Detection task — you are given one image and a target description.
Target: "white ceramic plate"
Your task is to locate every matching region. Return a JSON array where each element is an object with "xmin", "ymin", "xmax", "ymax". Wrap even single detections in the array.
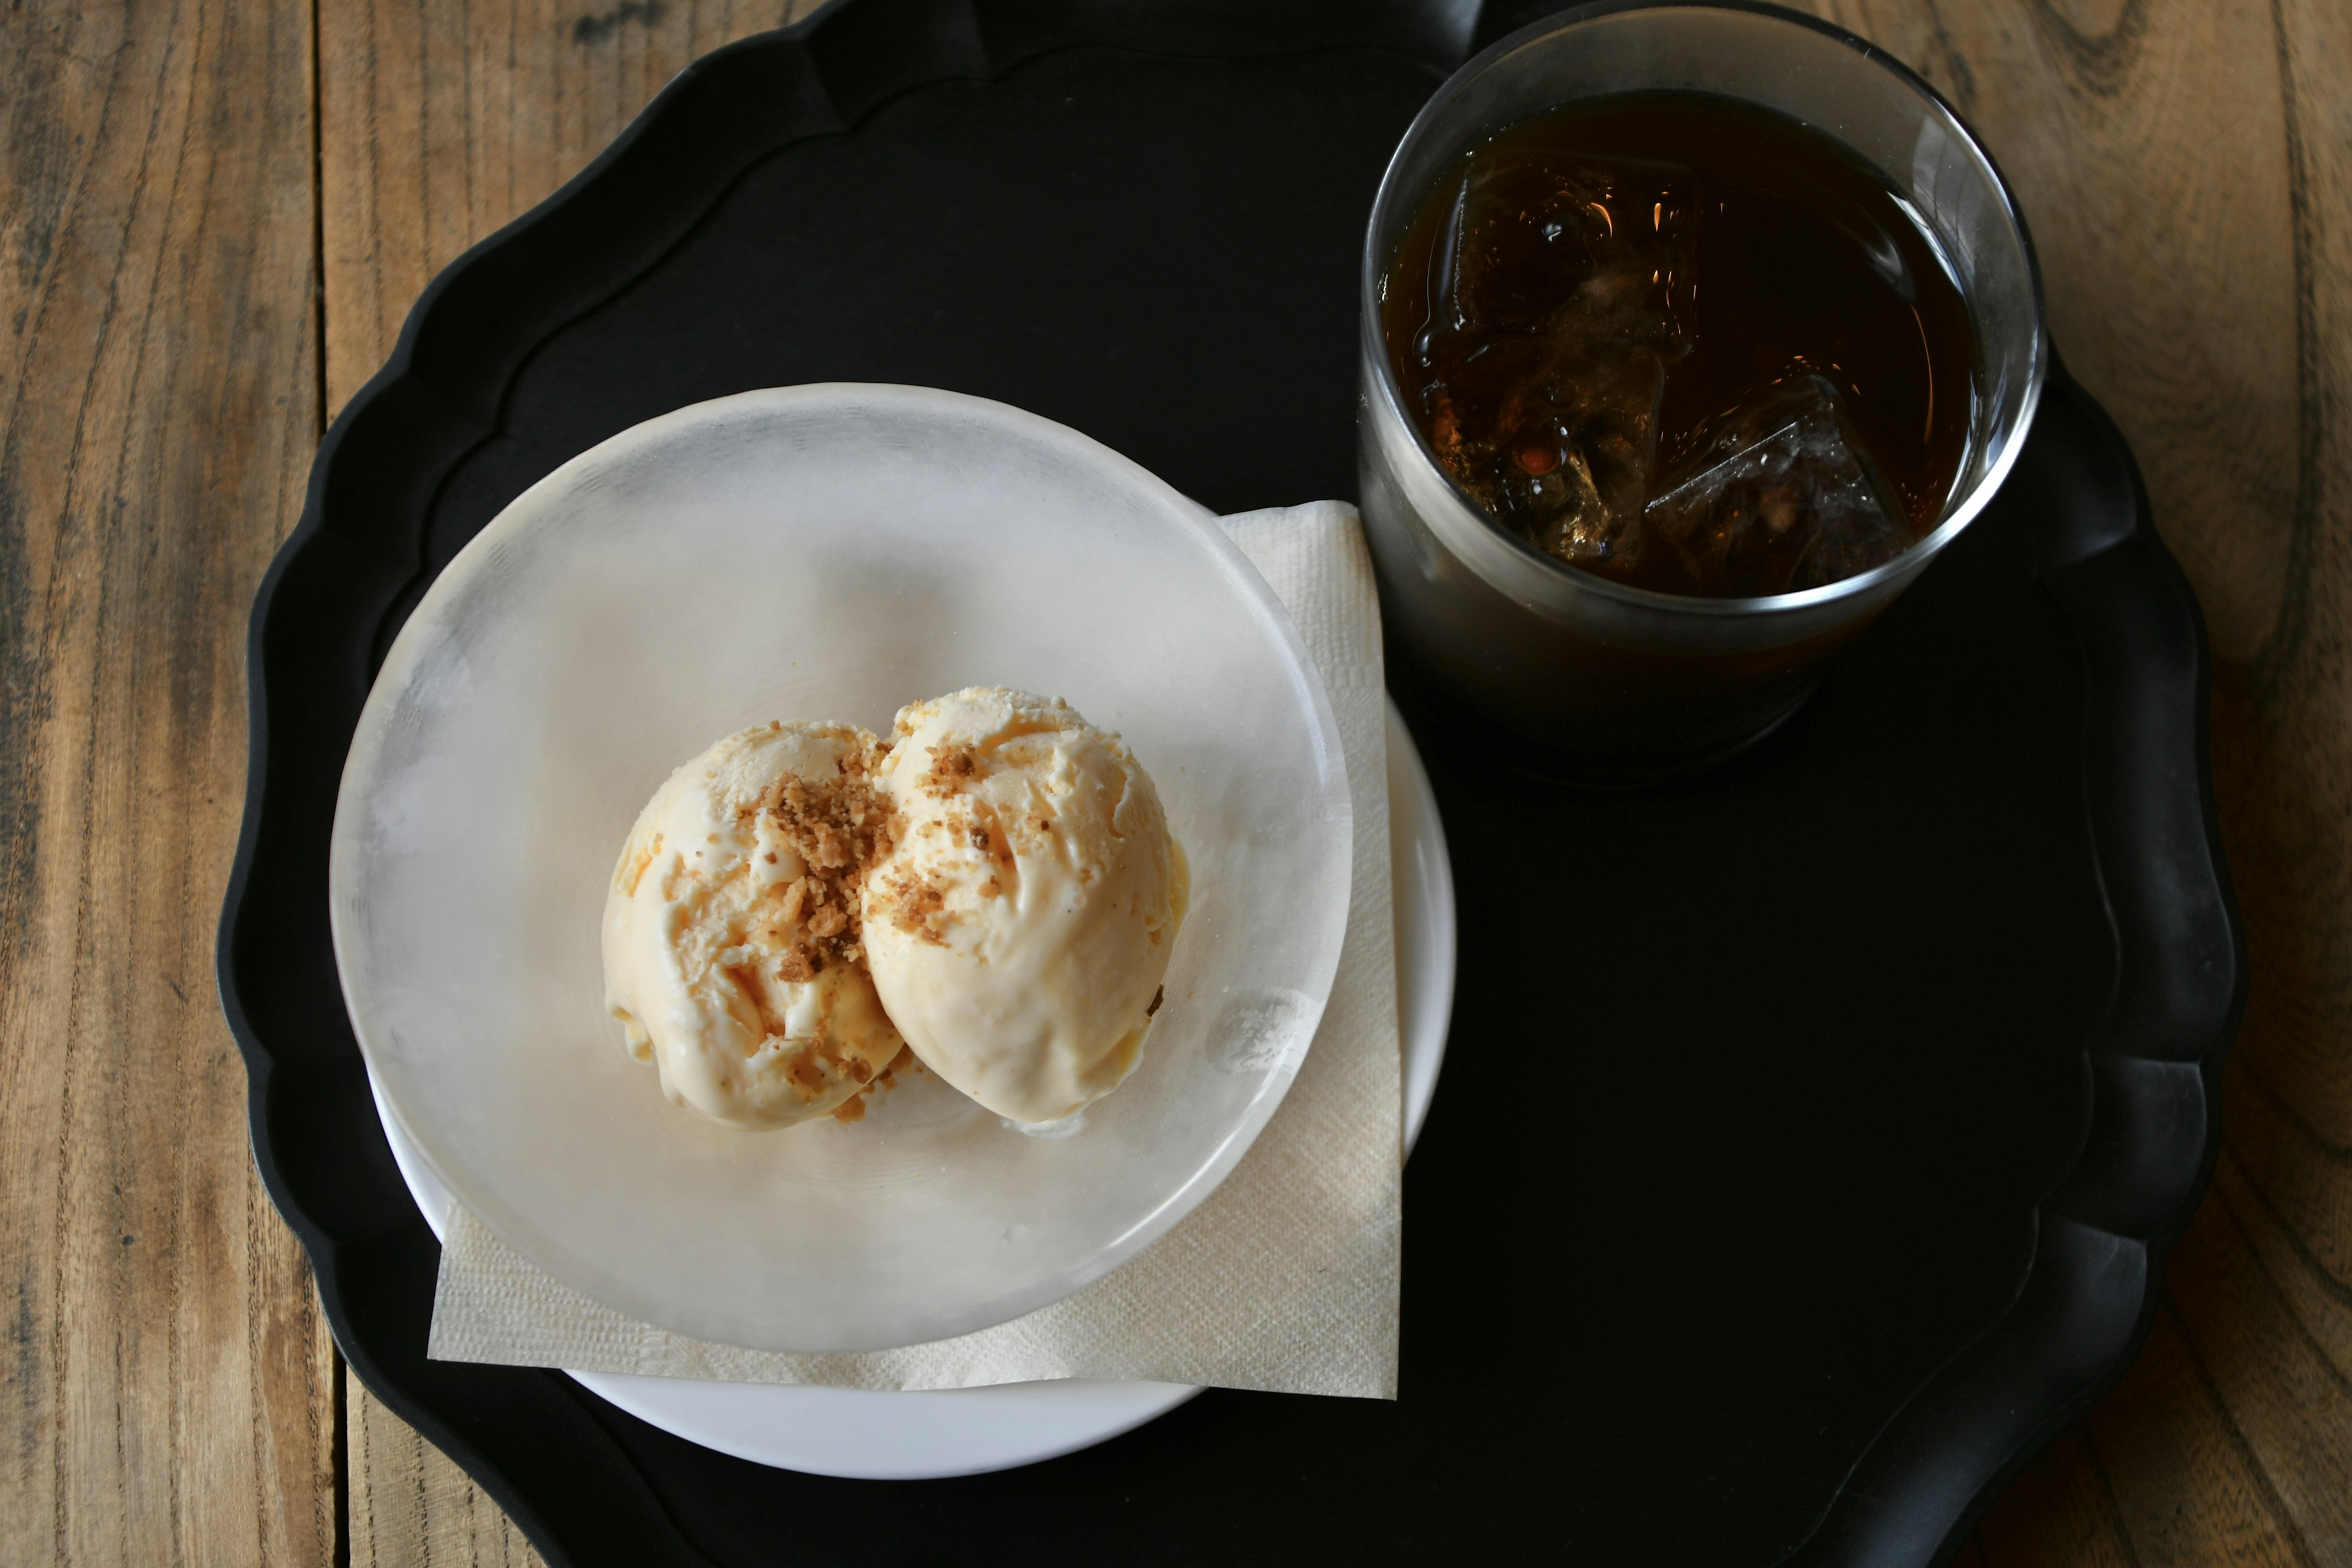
[
  {"xmin": 330, "ymin": 387, "xmax": 1356, "ymax": 1353},
  {"xmin": 372, "ymin": 699, "xmax": 1453, "ymax": 1478}
]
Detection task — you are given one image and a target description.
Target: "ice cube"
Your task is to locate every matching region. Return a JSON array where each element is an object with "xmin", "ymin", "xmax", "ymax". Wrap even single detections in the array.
[
  {"xmin": 1643, "ymin": 377, "xmax": 1910, "ymax": 595},
  {"xmin": 1421, "ymin": 328, "xmax": 1664, "ymax": 569},
  {"xmin": 1408, "ymin": 150, "xmax": 1704, "ymax": 567},
  {"xmin": 1433, "ymin": 151, "xmax": 1703, "ymax": 357}
]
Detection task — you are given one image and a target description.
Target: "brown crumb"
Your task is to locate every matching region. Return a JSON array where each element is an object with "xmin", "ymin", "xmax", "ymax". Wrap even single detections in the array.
[
  {"xmin": 750, "ymin": 758, "xmax": 895, "ymax": 972},
  {"xmin": 923, "ymin": 744, "xmax": 979, "ymax": 796},
  {"xmin": 839, "ymin": 1043, "xmax": 921, "ymax": 1117},
  {"xmin": 1147, "ymin": 985, "xmax": 1164, "ymax": 1018},
  {"xmin": 872, "ymin": 873, "xmax": 950, "ymax": 945},
  {"xmin": 974, "ymin": 808, "xmax": 1016, "ymax": 867}
]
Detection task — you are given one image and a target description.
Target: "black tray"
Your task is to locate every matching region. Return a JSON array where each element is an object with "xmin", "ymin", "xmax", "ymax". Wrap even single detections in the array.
[{"xmin": 217, "ymin": 2, "xmax": 2243, "ymax": 1562}]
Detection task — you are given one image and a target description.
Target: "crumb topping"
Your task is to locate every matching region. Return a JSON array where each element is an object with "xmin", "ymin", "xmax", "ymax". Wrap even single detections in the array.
[
  {"xmin": 923, "ymin": 743, "xmax": 979, "ymax": 796},
  {"xmin": 739, "ymin": 753, "xmax": 898, "ymax": 985},
  {"xmin": 870, "ymin": 872, "xmax": 950, "ymax": 946},
  {"xmin": 832, "ymin": 1044, "xmax": 924, "ymax": 1121},
  {"xmin": 870, "ymin": 799, "xmax": 1019, "ymax": 944}
]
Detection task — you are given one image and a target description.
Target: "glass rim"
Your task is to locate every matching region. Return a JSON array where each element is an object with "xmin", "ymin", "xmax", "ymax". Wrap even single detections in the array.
[{"xmin": 1358, "ymin": 0, "xmax": 2049, "ymax": 620}]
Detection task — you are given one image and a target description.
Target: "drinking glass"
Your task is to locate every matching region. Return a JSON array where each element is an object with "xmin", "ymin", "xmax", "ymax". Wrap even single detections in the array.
[{"xmin": 1357, "ymin": 0, "xmax": 2045, "ymax": 777}]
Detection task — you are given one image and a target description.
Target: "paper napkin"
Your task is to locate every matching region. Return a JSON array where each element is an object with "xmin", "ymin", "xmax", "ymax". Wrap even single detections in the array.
[{"xmin": 426, "ymin": 500, "xmax": 1402, "ymax": 1399}]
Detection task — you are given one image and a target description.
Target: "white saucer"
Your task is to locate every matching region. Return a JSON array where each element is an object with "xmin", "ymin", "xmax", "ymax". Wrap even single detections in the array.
[{"xmin": 371, "ymin": 699, "xmax": 1453, "ymax": 1478}]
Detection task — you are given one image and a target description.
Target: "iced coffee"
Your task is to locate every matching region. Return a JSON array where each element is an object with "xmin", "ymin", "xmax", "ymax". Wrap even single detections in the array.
[{"xmin": 1380, "ymin": 92, "xmax": 1977, "ymax": 600}]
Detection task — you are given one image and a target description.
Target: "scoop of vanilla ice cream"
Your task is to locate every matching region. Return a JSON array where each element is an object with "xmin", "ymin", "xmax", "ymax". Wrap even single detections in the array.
[
  {"xmin": 862, "ymin": 688, "xmax": 1185, "ymax": 1123},
  {"xmin": 602, "ymin": 721, "xmax": 904, "ymax": 1129}
]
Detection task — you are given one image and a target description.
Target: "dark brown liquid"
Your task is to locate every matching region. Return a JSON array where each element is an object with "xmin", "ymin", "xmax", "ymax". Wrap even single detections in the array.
[{"xmin": 1381, "ymin": 92, "xmax": 1977, "ymax": 598}]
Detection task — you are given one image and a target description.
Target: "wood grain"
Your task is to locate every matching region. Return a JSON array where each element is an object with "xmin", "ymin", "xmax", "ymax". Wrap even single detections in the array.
[
  {"xmin": 349, "ymin": 1368, "xmax": 539, "ymax": 1568},
  {"xmin": 0, "ymin": 0, "xmax": 336, "ymax": 1563}
]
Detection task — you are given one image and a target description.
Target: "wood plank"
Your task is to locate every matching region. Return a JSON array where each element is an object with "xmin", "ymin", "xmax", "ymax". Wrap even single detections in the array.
[
  {"xmin": 316, "ymin": 1, "xmax": 824, "ymax": 1558},
  {"xmin": 2221, "ymin": 0, "xmax": 2352, "ymax": 1180},
  {"xmin": 0, "ymin": 0, "xmax": 336, "ymax": 1562},
  {"xmin": 2146, "ymin": 0, "xmax": 2352, "ymax": 1559},
  {"xmin": 2217, "ymin": 1065, "xmax": 2352, "ymax": 1369},
  {"xmin": 349, "ymin": 1368, "xmax": 541, "ymax": 1568},
  {"xmin": 2194, "ymin": 1152, "xmax": 2352, "ymax": 1554},
  {"xmin": 2084, "ymin": 1304, "xmax": 2311, "ymax": 1567},
  {"xmin": 1973, "ymin": 1428, "xmax": 2138, "ymax": 1568}
]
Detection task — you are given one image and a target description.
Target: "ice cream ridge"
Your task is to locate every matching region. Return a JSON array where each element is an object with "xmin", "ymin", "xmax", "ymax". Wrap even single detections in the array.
[
  {"xmin": 601, "ymin": 722, "xmax": 906, "ymax": 1129},
  {"xmin": 863, "ymin": 688, "xmax": 1187, "ymax": 1125},
  {"xmin": 602, "ymin": 690, "xmax": 1185, "ymax": 1130}
]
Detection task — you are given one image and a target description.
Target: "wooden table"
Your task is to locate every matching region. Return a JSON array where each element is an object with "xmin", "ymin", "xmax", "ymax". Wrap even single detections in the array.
[{"xmin": 2, "ymin": 0, "xmax": 2343, "ymax": 1561}]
